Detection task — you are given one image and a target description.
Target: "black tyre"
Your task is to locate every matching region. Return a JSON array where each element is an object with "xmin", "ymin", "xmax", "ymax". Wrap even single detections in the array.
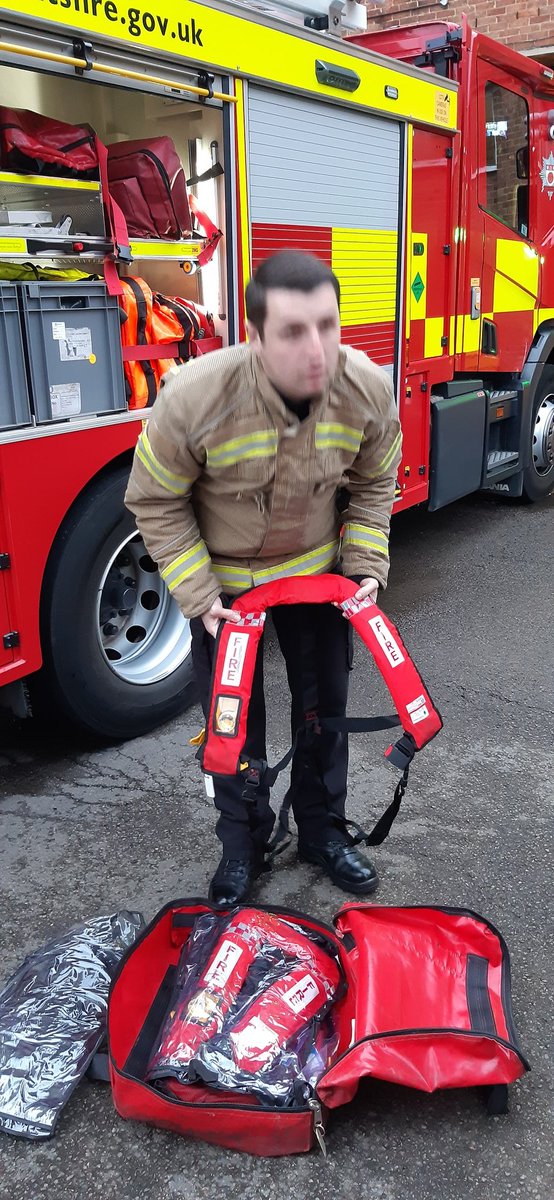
[
  {"xmin": 30, "ymin": 465, "xmax": 196, "ymax": 739},
  {"xmin": 522, "ymin": 367, "xmax": 554, "ymax": 501}
]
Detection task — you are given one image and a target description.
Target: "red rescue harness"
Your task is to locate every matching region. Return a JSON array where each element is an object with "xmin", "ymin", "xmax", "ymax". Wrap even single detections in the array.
[{"xmin": 200, "ymin": 575, "xmax": 442, "ymax": 847}]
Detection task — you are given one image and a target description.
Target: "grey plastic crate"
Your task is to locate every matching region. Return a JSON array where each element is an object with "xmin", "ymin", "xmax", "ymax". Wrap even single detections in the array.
[
  {"xmin": 21, "ymin": 282, "xmax": 126, "ymax": 423},
  {"xmin": 0, "ymin": 284, "xmax": 32, "ymax": 430}
]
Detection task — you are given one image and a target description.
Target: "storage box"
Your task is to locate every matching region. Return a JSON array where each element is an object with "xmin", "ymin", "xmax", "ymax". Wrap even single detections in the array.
[
  {"xmin": 20, "ymin": 282, "xmax": 126, "ymax": 422},
  {"xmin": 0, "ymin": 284, "xmax": 32, "ymax": 430}
]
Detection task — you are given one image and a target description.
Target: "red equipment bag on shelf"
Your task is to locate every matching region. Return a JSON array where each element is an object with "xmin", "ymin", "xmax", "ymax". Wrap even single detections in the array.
[
  {"xmin": 0, "ymin": 107, "xmax": 98, "ymax": 178},
  {"xmin": 107, "ymin": 137, "xmax": 192, "ymax": 239},
  {"xmin": 155, "ymin": 294, "xmax": 219, "ymax": 361},
  {"xmin": 171, "ymin": 296, "xmax": 216, "ymax": 340},
  {"xmin": 107, "ymin": 898, "xmax": 529, "ymax": 1156}
]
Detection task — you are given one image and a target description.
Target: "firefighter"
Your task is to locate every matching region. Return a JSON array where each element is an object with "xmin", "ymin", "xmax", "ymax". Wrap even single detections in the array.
[{"xmin": 125, "ymin": 251, "xmax": 401, "ymax": 906}]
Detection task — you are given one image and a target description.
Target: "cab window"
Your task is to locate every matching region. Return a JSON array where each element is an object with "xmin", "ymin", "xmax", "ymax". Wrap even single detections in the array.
[{"xmin": 484, "ymin": 82, "xmax": 529, "ymax": 238}]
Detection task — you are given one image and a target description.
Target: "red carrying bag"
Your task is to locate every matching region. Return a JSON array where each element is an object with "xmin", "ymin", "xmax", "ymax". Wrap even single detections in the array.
[
  {"xmin": 0, "ymin": 107, "xmax": 98, "ymax": 178},
  {"xmin": 155, "ymin": 295, "xmax": 222, "ymax": 359},
  {"xmin": 107, "ymin": 899, "xmax": 529, "ymax": 1156},
  {"xmin": 107, "ymin": 137, "xmax": 192, "ymax": 239}
]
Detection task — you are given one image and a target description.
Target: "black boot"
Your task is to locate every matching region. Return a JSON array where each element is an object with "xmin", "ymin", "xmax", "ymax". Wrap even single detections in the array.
[
  {"xmin": 298, "ymin": 840, "xmax": 378, "ymax": 895},
  {"xmin": 208, "ymin": 856, "xmax": 268, "ymax": 908}
]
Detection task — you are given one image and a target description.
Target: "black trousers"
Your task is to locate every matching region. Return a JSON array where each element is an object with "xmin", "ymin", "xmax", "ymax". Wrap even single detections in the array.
[{"xmin": 190, "ymin": 603, "xmax": 352, "ymax": 860}]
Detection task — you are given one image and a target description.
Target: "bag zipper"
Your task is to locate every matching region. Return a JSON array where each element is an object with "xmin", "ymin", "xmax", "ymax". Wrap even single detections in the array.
[
  {"xmin": 315, "ymin": 1026, "xmax": 530, "ymax": 1079},
  {"xmin": 308, "ymin": 1097, "xmax": 327, "ymax": 1156}
]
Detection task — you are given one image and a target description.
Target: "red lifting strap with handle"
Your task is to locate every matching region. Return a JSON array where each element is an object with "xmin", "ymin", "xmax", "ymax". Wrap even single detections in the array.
[{"xmin": 202, "ymin": 574, "xmax": 442, "ymax": 782}]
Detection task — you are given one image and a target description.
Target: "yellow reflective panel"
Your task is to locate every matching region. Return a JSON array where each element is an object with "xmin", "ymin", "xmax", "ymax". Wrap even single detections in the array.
[
  {"xmin": 234, "ymin": 79, "xmax": 251, "ymax": 294},
  {"xmin": 424, "ymin": 317, "xmax": 444, "ymax": 359},
  {"xmin": 494, "ymin": 239, "xmax": 539, "ymax": 309},
  {"xmin": 332, "ymin": 229, "xmax": 398, "ymax": 326},
  {"xmin": 409, "ymin": 233, "xmax": 427, "ymax": 322},
  {"xmin": 493, "ymin": 274, "xmax": 537, "ymax": 314},
  {"xmin": 536, "ymin": 307, "xmax": 554, "ymax": 329},
  {"xmin": 463, "ymin": 315, "xmax": 481, "ymax": 354},
  {"xmin": 496, "ymin": 239, "xmax": 539, "ymax": 296},
  {"xmin": 405, "ymin": 129, "xmax": 414, "ymax": 341}
]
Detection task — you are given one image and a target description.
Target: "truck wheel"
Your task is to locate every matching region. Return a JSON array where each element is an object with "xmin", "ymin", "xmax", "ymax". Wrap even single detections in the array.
[
  {"xmin": 522, "ymin": 368, "xmax": 554, "ymax": 501},
  {"xmin": 31, "ymin": 465, "xmax": 196, "ymax": 739}
]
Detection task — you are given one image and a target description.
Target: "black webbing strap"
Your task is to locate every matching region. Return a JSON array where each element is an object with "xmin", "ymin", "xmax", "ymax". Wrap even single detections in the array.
[
  {"xmin": 359, "ymin": 767, "xmax": 410, "ymax": 846},
  {"xmin": 239, "ymin": 710, "xmax": 413, "ymax": 856},
  {"xmin": 267, "ymin": 765, "xmax": 410, "ymax": 856},
  {"xmin": 319, "ymin": 715, "xmax": 402, "ymax": 735},
  {"xmin": 241, "ymin": 713, "xmax": 402, "ymax": 801},
  {"xmin": 240, "ymin": 722, "xmax": 312, "ymax": 804},
  {"xmin": 186, "ymin": 163, "xmax": 224, "ymax": 185}
]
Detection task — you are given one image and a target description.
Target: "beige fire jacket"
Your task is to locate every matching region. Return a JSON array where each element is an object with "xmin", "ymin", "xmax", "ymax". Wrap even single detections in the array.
[{"xmin": 124, "ymin": 343, "xmax": 402, "ymax": 619}]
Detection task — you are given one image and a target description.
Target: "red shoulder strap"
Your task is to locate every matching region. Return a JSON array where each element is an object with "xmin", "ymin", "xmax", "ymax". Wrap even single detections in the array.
[
  {"xmin": 202, "ymin": 575, "xmax": 442, "ymax": 776},
  {"xmin": 189, "ymin": 193, "xmax": 222, "ymax": 266}
]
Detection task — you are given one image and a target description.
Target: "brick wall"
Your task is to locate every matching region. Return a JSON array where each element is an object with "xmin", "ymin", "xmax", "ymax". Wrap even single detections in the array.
[{"xmin": 363, "ymin": 0, "xmax": 554, "ymax": 56}]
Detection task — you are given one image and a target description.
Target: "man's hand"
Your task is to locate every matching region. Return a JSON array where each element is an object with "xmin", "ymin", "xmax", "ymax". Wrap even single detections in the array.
[
  {"xmin": 354, "ymin": 577, "xmax": 379, "ymax": 603},
  {"xmin": 201, "ymin": 597, "xmax": 242, "ymax": 638}
]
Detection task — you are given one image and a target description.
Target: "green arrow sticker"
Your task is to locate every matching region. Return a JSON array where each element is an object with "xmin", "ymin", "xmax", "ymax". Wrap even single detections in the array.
[{"xmin": 411, "ymin": 272, "xmax": 425, "ymax": 303}]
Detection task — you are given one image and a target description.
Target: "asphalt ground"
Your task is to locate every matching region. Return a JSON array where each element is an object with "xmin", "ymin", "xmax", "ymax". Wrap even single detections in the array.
[{"xmin": 0, "ymin": 491, "xmax": 552, "ymax": 1200}]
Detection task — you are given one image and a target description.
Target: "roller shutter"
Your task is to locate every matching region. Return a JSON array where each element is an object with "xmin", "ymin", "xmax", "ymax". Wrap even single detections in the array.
[{"xmin": 248, "ymin": 86, "xmax": 402, "ymax": 372}]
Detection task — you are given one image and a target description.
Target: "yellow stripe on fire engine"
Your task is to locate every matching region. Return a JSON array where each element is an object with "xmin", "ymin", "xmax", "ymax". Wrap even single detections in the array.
[
  {"xmin": 493, "ymin": 239, "xmax": 539, "ymax": 313},
  {"xmin": 234, "ymin": 78, "xmax": 251, "ymax": 296},
  {"xmin": 405, "ymin": 128, "xmax": 414, "ymax": 342},
  {"xmin": 332, "ymin": 229, "xmax": 398, "ymax": 326},
  {"xmin": 15, "ymin": 2, "xmax": 457, "ymax": 134}
]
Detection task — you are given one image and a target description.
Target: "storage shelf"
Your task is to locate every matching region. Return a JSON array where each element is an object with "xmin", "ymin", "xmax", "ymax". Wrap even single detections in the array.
[
  {"xmin": 0, "ymin": 235, "xmax": 113, "ymax": 259},
  {"xmin": 0, "ymin": 171, "xmax": 100, "ymax": 193},
  {"xmin": 0, "ymin": 175, "xmax": 211, "ymax": 264},
  {"xmin": 0, "ymin": 235, "xmax": 208, "ymax": 266},
  {"xmin": 129, "ymin": 238, "xmax": 204, "ymax": 263}
]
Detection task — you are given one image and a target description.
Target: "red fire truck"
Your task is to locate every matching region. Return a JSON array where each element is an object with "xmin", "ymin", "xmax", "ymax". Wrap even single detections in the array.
[{"xmin": 0, "ymin": 0, "xmax": 552, "ymax": 738}]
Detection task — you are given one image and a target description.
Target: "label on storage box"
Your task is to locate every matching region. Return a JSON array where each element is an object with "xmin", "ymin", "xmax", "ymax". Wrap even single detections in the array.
[
  {"xmin": 57, "ymin": 326, "xmax": 93, "ymax": 361},
  {"xmin": 49, "ymin": 382, "xmax": 81, "ymax": 418}
]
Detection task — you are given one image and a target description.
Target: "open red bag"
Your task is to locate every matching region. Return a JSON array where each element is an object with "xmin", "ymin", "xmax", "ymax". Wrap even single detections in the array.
[{"xmin": 107, "ymin": 899, "xmax": 528, "ymax": 1156}]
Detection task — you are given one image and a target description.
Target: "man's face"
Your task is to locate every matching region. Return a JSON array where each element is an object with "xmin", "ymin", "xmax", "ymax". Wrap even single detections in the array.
[{"xmin": 247, "ymin": 282, "xmax": 341, "ymax": 400}]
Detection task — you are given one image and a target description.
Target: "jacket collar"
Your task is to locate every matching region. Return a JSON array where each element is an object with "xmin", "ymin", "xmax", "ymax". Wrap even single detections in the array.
[{"xmin": 250, "ymin": 348, "xmax": 344, "ymax": 425}]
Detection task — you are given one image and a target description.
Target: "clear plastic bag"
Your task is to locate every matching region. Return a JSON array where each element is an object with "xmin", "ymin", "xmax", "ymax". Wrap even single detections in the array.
[
  {"xmin": 147, "ymin": 909, "xmax": 343, "ymax": 1108},
  {"xmin": 0, "ymin": 911, "xmax": 144, "ymax": 1139}
]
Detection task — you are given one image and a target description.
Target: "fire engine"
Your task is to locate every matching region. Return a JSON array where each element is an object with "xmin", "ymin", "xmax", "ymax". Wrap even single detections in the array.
[{"xmin": 0, "ymin": 0, "xmax": 552, "ymax": 738}]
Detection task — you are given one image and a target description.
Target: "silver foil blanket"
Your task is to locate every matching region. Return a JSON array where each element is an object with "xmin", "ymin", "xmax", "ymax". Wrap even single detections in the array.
[{"xmin": 0, "ymin": 910, "xmax": 144, "ymax": 1139}]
